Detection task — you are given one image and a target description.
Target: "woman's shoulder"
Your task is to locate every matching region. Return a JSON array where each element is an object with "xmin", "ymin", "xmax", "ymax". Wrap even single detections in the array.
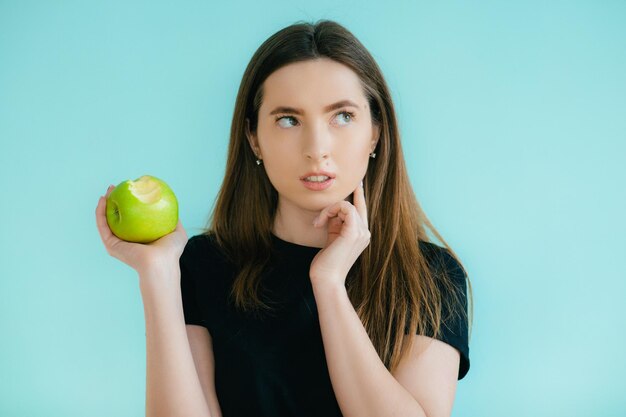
[
  {"xmin": 418, "ymin": 240, "xmax": 471, "ymax": 377},
  {"xmin": 184, "ymin": 232, "xmax": 211, "ymax": 253},
  {"xmin": 418, "ymin": 240, "xmax": 467, "ymax": 283},
  {"xmin": 181, "ymin": 231, "xmax": 230, "ymax": 267}
]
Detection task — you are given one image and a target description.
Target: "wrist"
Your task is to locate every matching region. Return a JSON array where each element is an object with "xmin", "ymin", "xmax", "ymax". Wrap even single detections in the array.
[
  {"xmin": 138, "ymin": 262, "xmax": 181, "ymax": 290},
  {"xmin": 311, "ymin": 278, "xmax": 346, "ymax": 297}
]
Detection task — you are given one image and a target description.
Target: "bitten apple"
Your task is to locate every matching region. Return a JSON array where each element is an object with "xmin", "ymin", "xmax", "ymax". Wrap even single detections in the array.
[{"xmin": 105, "ymin": 175, "xmax": 178, "ymax": 243}]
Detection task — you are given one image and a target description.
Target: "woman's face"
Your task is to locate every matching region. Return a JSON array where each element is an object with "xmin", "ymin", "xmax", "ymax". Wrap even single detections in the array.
[{"xmin": 247, "ymin": 58, "xmax": 379, "ymax": 213}]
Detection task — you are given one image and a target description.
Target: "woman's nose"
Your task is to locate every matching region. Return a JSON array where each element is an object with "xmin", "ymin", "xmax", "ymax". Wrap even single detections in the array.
[{"xmin": 303, "ymin": 123, "xmax": 331, "ymax": 160}]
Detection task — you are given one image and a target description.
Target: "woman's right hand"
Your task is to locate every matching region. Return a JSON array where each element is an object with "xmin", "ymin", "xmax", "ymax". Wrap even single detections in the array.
[{"xmin": 95, "ymin": 185, "xmax": 189, "ymax": 276}]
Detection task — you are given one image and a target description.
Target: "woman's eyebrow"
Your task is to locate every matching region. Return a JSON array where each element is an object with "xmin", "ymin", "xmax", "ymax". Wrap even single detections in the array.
[{"xmin": 269, "ymin": 99, "xmax": 360, "ymax": 116}]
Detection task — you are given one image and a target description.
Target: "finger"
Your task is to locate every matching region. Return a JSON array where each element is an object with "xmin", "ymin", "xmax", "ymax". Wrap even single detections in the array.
[
  {"xmin": 336, "ymin": 201, "xmax": 357, "ymax": 231},
  {"xmin": 353, "ymin": 181, "xmax": 368, "ymax": 229},
  {"xmin": 105, "ymin": 184, "xmax": 115, "ymax": 198},
  {"xmin": 96, "ymin": 186, "xmax": 121, "ymax": 249},
  {"xmin": 315, "ymin": 201, "xmax": 353, "ymax": 227},
  {"xmin": 96, "ymin": 192, "xmax": 139, "ymax": 266},
  {"xmin": 95, "ymin": 196, "xmax": 114, "ymax": 245},
  {"xmin": 312, "ymin": 203, "xmax": 333, "ymax": 227}
]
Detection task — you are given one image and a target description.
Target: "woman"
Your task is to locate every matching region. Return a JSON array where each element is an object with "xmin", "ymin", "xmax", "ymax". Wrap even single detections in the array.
[{"xmin": 96, "ymin": 19, "xmax": 473, "ymax": 417}]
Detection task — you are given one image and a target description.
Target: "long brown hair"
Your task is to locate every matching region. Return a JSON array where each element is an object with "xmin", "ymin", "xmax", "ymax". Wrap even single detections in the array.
[{"xmin": 204, "ymin": 19, "xmax": 473, "ymax": 373}]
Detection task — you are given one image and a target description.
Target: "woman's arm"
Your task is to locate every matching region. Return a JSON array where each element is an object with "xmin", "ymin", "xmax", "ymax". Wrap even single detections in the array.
[
  {"xmin": 309, "ymin": 186, "xmax": 460, "ymax": 416},
  {"xmin": 95, "ymin": 185, "xmax": 212, "ymax": 417},
  {"xmin": 186, "ymin": 325, "xmax": 223, "ymax": 417},
  {"xmin": 312, "ymin": 281, "xmax": 459, "ymax": 417},
  {"xmin": 139, "ymin": 265, "xmax": 213, "ymax": 417}
]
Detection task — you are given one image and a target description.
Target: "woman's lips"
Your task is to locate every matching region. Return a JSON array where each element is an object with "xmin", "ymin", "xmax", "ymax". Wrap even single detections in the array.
[{"xmin": 301, "ymin": 178, "xmax": 334, "ymax": 191}]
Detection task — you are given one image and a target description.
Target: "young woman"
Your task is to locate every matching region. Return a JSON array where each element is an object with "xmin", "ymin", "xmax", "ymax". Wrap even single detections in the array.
[{"xmin": 96, "ymin": 19, "xmax": 472, "ymax": 417}]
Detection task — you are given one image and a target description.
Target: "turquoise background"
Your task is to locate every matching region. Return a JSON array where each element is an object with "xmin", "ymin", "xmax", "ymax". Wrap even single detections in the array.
[{"xmin": 1, "ymin": 1, "xmax": 625, "ymax": 416}]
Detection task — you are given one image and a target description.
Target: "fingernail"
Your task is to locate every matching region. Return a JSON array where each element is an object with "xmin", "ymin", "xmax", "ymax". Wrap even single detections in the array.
[{"xmin": 312, "ymin": 216, "xmax": 319, "ymax": 226}]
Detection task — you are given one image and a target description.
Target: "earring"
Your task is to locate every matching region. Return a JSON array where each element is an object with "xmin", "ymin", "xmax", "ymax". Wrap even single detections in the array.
[
  {"xmin": 370, "ymin": 152, "xmax": 376, "ymax": 159},
  {"xmin": 256, "ymin": 157, "xmax": 263, "ymax": 165}
]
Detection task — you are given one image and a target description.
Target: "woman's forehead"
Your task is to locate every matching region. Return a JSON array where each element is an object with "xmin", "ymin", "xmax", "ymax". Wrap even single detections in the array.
[{"xmin": 261, "ymin": 60, "xmax": 367, "ymax": 113}]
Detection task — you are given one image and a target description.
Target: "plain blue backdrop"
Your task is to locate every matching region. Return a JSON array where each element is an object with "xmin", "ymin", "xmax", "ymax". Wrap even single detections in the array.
[{"xmin": 1, "ymin": 1, "xmax": 625, "ymax": 416}]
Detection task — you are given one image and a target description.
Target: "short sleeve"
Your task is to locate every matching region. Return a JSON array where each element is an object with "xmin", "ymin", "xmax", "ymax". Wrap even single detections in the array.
[
  {"xmin": 419, "ymin": 243, "xmax": 470, "ymax": 380},
  {"xmin": 434, "ymin": 249, "xmax": 470, "ymax": 380},
  {"xmin": 179, "ymin": 236, "xmax": 207, "ymax": 327}
]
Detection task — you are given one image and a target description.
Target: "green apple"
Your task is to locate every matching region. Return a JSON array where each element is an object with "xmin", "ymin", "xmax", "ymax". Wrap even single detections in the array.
[{"xmin": 106, "ymin": 175, "xmax": 178, "ymax": 243}]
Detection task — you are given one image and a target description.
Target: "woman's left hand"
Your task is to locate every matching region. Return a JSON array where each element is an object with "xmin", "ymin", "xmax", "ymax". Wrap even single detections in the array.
[{"xmin": 309, "ymin": 181, "xmax": 371, "ymax": 288}]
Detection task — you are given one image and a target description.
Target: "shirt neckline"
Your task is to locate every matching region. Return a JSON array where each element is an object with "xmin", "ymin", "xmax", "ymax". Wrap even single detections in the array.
[{"xmin": 270, "ymin": 232, "xmax": 324, "ymax": 252}]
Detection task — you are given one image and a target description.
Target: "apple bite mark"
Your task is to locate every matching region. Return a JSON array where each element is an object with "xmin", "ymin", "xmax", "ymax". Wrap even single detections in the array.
[{"xmin": 129, "ymin": 176, "xmax": 162, "ymax": 204}]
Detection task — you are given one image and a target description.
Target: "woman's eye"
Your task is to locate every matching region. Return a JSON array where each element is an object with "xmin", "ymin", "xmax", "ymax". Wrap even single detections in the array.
[
  {"xmin": 274, "ymin": 111, "xmax": 355, "ymax": 129},
  {"xmin": 335, "ymin": 111, "xmax": 355, "ymax": 125},
  {"xmin": 276, "ymin": 116, "xmax": 298, "ymax": 128}
]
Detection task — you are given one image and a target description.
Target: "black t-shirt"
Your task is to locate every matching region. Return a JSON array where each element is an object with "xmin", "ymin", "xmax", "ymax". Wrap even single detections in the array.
[{"xmin": 180, "ymin": 232, "xmax": 470, "ymax": 417}]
